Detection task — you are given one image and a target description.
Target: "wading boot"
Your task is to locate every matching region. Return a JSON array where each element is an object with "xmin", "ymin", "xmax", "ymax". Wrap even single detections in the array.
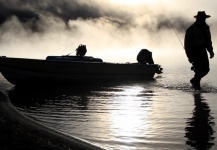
[{"xmin": 190, "ymin": 78, "xmax": 201, "ymax": 90}]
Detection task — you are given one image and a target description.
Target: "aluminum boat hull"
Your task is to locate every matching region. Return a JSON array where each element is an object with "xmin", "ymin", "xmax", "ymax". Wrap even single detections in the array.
[{"xmin": 0, "ymin": 57, "xmax": 162, "ymax": 85}]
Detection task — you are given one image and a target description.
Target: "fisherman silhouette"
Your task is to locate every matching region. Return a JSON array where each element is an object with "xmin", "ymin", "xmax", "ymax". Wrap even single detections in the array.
[{"xmin": 184, "ymin": 11, "xmax": 214, "ymax": 90}]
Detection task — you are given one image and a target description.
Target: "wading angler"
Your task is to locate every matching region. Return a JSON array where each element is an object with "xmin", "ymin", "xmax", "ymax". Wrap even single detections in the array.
[{"xmin": 184, "ymin": 11, "xmax": 214, "ymax": 90}]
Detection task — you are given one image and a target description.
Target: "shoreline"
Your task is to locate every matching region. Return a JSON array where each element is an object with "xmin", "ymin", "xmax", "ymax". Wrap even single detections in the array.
[{"xmin": 0, "ymin": 91, "xmax": 106, "ymax": 150}]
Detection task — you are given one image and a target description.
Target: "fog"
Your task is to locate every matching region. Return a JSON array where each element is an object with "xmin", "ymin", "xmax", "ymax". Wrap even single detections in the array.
[{"xmin": 0, "ymin": 0, "xmax": 216, "ymax": 66}]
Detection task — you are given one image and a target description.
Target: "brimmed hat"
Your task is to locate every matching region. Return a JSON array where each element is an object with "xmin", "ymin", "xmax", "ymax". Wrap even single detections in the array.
[{"xmin": 194, "ymin": 11, "xmax": 211, "ymax": 19}]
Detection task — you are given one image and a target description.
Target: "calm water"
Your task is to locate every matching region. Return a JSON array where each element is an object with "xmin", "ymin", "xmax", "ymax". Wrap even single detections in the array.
[{"xmin": 1, "ymin": 64, "xmax": 217, "ymax": 150}]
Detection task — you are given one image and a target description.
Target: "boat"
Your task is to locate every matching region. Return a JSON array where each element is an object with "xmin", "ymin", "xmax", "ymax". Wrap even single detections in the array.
[
  {"xmin": 0, "ymin": 55, "xmax": 163, "ymax": 85},
  {"xmin": 0, "ymin": 47, "xmax": 163, "ymax": 85}
]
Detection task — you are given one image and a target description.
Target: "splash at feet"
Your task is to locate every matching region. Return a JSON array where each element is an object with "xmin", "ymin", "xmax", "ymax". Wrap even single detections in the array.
[{"xmin": 157, "ymin": 82, "xmax": 217, "ymax": 93}]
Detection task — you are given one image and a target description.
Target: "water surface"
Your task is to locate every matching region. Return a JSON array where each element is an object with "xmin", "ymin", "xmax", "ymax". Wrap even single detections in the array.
[{"xmin": 1, "ymin": 64, "xmax": 217, "ymax": 150}]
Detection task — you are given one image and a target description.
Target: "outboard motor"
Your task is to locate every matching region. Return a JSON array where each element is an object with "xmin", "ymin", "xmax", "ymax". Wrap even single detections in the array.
[
  {"xmin": 137, "ymin": 49, "xmax": 154, "ymax": 64},
  {"xmin": 76, "ymin": 44, "xmax": 87, "ymax": 57}
]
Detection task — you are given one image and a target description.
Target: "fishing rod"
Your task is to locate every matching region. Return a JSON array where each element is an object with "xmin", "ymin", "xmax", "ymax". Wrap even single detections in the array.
[
  {"xmin": 164, "ymin": 16, "xmax": 184, "ymax": 49},
  {"xmin": 153, "ymin": 0, "xmax": 185, "ymax": 49}
]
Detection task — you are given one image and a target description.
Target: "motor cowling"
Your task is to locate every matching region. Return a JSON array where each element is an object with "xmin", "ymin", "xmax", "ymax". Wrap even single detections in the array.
[
  {"xmin": 76, "ymin": 44, "xmax": 87, "ymax": 57},
  {"xmin": 137, "ymin": 49, "xmax": 154, "ymax": 64}
]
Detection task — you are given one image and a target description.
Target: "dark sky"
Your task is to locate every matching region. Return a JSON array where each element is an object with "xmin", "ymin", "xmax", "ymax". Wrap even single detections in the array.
[{"xmin": 0, "ymin": 0, "xmax": 190, "ymax": 32}]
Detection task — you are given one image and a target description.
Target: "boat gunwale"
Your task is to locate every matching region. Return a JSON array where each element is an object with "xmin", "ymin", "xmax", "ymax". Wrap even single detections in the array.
[{"xmin": 0, "ymin": 56, "xmax": 159, "ymax": 66}]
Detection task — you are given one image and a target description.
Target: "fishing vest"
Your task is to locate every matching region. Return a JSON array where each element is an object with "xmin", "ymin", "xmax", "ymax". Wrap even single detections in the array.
[{"xmin": 185, "ymin": 23, "xmax": 213, "ymax": 51}]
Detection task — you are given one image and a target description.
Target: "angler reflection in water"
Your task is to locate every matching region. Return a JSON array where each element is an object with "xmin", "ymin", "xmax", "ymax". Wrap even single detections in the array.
[{"xmin": 185, "ymin": 93, "xmax": 215, "ymax": 149}]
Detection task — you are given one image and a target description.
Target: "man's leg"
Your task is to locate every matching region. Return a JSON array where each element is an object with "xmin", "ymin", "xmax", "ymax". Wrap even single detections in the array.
[{"xmin": 191, "ymin": 52, "xmax": 210, "ymax": 90}]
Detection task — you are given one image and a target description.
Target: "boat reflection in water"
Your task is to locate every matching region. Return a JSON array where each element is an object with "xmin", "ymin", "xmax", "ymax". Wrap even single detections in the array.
[
  {"xmin": 8, "ymin": 83, "xmax": 99, "ymax": 111},
  {"xmin": 8, "ymin": 81, "xmax": 155, "ymax": 149},
  {"xmin": 185, "ymin": 93, "xmax": 215, "ymax": 149}
]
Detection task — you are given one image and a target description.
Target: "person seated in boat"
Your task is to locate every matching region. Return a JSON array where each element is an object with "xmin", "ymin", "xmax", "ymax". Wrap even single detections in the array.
[
  {"xmin": 76, "ymin": 44, "xmax": 87, "ymax": 57},
  {"xmin": 137, "ymin": 49, "xmax": 154, "ymax": 64}
]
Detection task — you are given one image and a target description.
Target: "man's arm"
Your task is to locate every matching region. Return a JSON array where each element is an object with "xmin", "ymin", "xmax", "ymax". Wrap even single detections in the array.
[{"xmin": 206, "ymin": 26, "xmax": 214, "ymax": 58}]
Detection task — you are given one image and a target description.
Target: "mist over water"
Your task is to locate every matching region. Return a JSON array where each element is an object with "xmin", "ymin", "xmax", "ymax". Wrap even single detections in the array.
[{"xmin": 1, "ymin": 0, "xmax": 216, "ymax": 65}]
